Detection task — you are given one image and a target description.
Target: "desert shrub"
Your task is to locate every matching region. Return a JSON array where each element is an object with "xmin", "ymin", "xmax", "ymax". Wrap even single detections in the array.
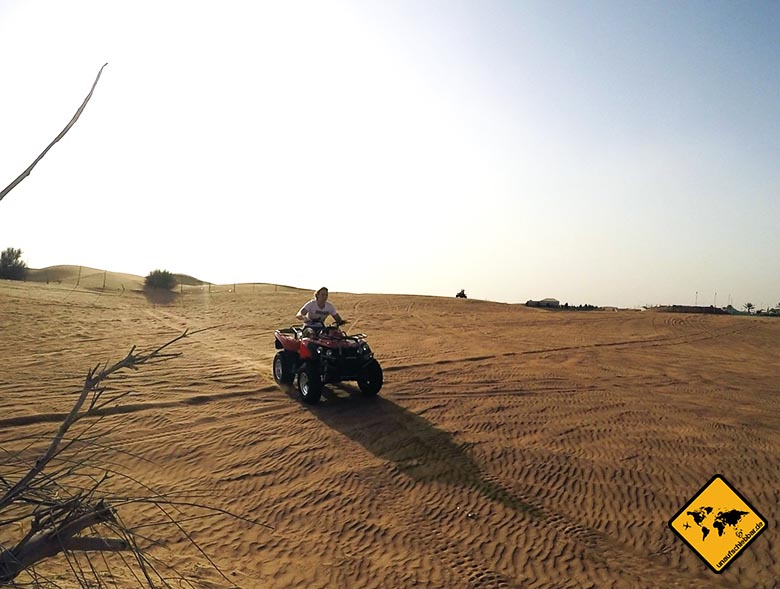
[
  {"xmin": 145, "ymin": 269, "xmax": 177, "ymax": 290},
  {"xmin": 0, "ymin": 247, "xmax": 28, "ymax": 280}
]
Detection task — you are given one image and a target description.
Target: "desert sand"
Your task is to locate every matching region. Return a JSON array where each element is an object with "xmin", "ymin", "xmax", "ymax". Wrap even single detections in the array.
[{"xmin": 2, "ymin": 268, "xmax": 779, "ymax": 589}]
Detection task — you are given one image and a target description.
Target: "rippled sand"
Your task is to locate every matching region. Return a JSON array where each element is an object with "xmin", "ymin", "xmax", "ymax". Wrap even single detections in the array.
[{"xmin": 2, "ymin": 272, "xmax": 778, "ymax": 588}]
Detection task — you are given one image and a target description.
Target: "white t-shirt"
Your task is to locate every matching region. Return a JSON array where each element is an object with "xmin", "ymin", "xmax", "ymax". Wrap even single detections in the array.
[{"xmin": 299, "ymin": 299, "xmax": 338, "ymax": 325}]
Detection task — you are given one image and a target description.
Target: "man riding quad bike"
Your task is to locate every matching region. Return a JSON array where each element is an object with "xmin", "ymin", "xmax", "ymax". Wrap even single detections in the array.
[{"xmin": 273, "ymin": 319, "xmax": 383, "ymax": 404}]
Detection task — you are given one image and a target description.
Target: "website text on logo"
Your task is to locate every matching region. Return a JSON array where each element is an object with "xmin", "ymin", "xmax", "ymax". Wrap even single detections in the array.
[
  {"xmin": 716, "ymin": 521, "xmax": 764, "ymax": 569},
  {"xmin": 669, "ymin": 474, "xmax": 767, "ymax": 574}
]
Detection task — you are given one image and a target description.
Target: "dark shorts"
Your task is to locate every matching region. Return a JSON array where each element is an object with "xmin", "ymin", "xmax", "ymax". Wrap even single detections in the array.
[{"xmin": 302, "ymin": 323, "xmax": 324, "ymax": 338}]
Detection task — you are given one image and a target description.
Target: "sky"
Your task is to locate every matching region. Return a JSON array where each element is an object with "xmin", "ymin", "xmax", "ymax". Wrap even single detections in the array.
[{"xmin": 1, "ymin": 1, "xmax": 778, "ymax": 309}]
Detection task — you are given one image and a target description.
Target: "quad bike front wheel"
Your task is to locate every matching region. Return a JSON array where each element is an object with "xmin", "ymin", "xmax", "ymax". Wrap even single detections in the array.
[
  {"xmin": 357, "ymin": 359, "xmax": 383, "ymax": 396},
  {"xmin": 297, "ymin": 363, "xmax": 322, "ymax": 404},
  {"xmin": 273, "ymin": 351, "xmax": 295, "ymax": 385}
]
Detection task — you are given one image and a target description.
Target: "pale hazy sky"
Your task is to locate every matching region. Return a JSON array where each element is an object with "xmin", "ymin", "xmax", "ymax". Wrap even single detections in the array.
[{"xmin": 1, "ymin": 1, "xmax": 778, "ymax": 309}]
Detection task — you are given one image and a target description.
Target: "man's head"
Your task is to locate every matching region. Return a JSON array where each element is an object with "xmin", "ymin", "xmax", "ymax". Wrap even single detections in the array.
[{"xmin": 315, "ymin": 287, "xmax": 328, "ymax": 304}]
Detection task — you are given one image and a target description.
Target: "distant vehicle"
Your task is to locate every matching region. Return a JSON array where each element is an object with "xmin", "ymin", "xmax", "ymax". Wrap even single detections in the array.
[
  {"xmin": 272, "ymin": 321, "xmax": 383, "ymax": 404},
  {"xmin": 456, "ymin": 289, "xmax": 467, "ymax": 299}
]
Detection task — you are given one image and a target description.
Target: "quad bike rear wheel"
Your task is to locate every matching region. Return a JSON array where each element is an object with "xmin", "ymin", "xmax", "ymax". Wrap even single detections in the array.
[
  {"xmin": 273, "ymin": 351, "xmax": 295, "ymax": 385},
  {"xmin": 357, "ymin": 359, "xmax": 383, "ymax": 396},
  {"xmin": 297, "ymin": 363, "xmax": 322, "ymax": 404}
]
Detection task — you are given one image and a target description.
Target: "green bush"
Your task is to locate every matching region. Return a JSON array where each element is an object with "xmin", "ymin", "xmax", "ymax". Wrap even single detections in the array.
[
  {"xmin": 0, "ymin": 247, "xmax": 28, "ymax": 280},
  {"xmin": 144, "ymin": 269, "xmax": 177, "ymax": 290}
]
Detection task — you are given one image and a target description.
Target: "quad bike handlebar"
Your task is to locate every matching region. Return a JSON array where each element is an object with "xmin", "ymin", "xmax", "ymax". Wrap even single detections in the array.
[
  {"xmin": 305, "ymin": 318, "xmax": 347, "ymax": 328},
  {"xmin": 294, "ymin": 319, "xmax": 348, "ymax": 338}
]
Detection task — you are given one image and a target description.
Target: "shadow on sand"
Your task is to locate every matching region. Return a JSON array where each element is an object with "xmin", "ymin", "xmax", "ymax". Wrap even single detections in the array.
[
  {"xmin": 141, "ymin": 287, "xmax": 179, "ymax": 306},
  {"xmin": 281, "ymin": 383, "xmax": 540, "ymax": 517}
]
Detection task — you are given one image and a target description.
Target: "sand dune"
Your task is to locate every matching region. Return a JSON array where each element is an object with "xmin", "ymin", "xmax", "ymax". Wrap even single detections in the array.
[
  {"xmin": 1, "ymin": 275, "xmax": 778, "ymax": 588},
  {"xmin": 25, "ymin": 264, "xmax": 150, "ymax": 291},
  {"xmin": 24, "ymin": 265, "xmax": 306, "ymax": 294}
]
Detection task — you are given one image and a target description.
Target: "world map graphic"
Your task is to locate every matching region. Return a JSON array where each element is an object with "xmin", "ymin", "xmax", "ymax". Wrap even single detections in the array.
[{"xmin": 686, "ymin": 506, "xmax": 749, "ymax": 541}]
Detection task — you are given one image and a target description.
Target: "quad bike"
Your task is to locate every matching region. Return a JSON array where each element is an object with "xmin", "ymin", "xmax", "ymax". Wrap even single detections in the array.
[{"xmin": 273, "ymin": 320, "xmax": 383, "ymax": 404}]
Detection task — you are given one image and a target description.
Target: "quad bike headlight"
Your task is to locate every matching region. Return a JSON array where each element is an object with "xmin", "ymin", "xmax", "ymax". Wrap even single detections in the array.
[{"xmin": 359, "ymin": 343, "xmax": 371, "ymax": 355}]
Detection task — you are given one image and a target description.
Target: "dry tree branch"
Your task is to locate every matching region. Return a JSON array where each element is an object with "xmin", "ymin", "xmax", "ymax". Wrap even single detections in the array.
[
  {"xmin": 0, "ymin": 65, "xmax": 251, "ymax": 589},
  {"xmin": 0, "ymin": 329, "xmax": 189, "ymax": 512},
  {"xmin": 0, "ymin": 329, "xmax": 190, "ymax": 584},
  {"xmin": 0, "ymin": 63, "xmax": 108, "ymax": 203},
  {"xmin": 0, "ymin": 327, "xmax": 252, "ymax": 588},
  {"xmin": 1, "ymin": 500, "xmax": 123, "ymax": 581}
]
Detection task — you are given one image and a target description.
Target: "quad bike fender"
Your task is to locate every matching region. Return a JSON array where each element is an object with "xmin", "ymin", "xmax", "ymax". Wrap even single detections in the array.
[
  {"xmin": 277, "ymin": 339, "xmax": 300, "ymax": 353},
  {"xmin": 274, "ymin": 330, "xmax": 301, "ymax": 353}
]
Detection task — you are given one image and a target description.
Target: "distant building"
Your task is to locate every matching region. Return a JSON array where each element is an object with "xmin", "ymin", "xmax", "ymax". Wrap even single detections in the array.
[{"xmin": 526, "ymin": 298, "xmax": 560, "ymax": 308}]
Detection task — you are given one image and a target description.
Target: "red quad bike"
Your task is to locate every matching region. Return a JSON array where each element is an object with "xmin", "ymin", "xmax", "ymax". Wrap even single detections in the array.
[{"xmin": 273, "ymin": 321, "xmax": 383, "ymax": 404}]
